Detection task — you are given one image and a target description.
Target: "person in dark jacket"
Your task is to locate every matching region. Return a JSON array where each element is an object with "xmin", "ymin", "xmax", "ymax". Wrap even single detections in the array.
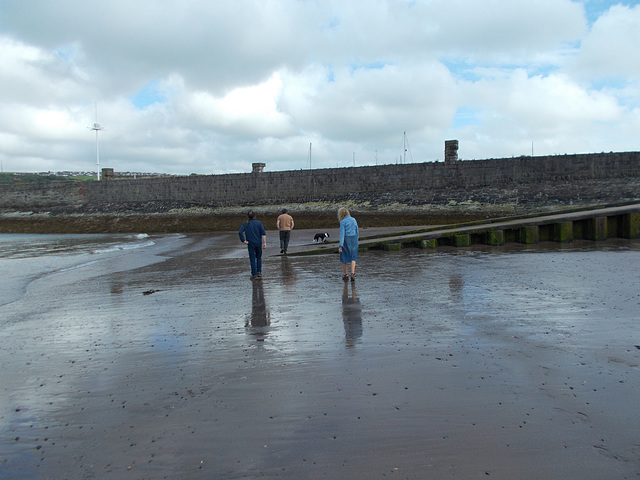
[{"xmin": 238, "ymin": 210, "xmax": 267, "ymax": 279}]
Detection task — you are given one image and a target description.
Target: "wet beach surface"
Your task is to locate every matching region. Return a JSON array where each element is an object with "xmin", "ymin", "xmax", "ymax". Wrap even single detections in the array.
[{"xmin": 1, "ymin": 230, "xmax": 639, "ymax": 479}]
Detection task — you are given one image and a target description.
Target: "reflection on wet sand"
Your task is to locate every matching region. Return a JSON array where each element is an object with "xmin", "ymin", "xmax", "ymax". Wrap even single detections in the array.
[
  {"xmin": 448, "ymin": 272, "xmax": 463, "ymax": 301},
  {"xmin": 246, "ymin": 279, "xmax": 270, "ymax": 340},
  {"xmin": 3, "ymin": 233, "xmax": 640, "ymax": 479},
  {"xmin": 342, "ymin": 281, "xmax": 362, "ymax": 347},
  {"xmin": 280, "ymin": 256, "xmax": 296, "ymax": 287}
]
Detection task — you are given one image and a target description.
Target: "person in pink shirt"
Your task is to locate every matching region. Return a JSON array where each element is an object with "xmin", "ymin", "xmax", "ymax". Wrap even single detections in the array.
[{"xmin": 276, "ymin": 208, "xmax": 295, "ymax": 254}]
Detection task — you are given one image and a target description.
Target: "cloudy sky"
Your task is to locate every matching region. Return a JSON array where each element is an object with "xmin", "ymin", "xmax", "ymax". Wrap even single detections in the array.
[{"xmin": 0, "ymin": 0, "xmax": 638, "ymax": 175}]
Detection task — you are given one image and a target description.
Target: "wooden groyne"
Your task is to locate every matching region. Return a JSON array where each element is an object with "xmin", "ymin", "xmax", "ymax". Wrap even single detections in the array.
[{"xmin": 290, "ymin": 203, "xmax": 640, "ymax": 256}]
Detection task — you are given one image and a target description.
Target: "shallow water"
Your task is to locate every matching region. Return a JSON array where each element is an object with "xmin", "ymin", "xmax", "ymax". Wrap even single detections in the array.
[
  {"xmin": 1, "ymin": 232, "xmax": 639, "ymax": 479},
  {"xmin": 0, "ymin": 233, "xmax": 163, "ymax": 306}
]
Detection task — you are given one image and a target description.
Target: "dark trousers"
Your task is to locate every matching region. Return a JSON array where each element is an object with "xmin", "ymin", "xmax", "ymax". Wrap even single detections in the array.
[
  {"xmin": 279, "ymin": 230, "xmax": 291, "ymax": 252},
  {"xmin": 247, "ymin": 244, "xmax": 262, "ymax": 276}
]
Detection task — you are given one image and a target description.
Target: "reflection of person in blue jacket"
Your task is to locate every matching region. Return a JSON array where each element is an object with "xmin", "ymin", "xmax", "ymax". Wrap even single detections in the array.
[
  {"xmin": 338, "ymin": 207, "xmax": 359, "ymax": 281},
  {"xmin": 342, "ymin": 281, "xmax": 362, "ymax": 347},
  {"xmin": 238, "ymin": 210, "xmax": 267, "ymax": 279}
]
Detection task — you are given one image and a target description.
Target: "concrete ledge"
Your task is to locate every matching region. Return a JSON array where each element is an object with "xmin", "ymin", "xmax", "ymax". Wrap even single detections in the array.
[
  {"xmin": 485, "ymin": 229, "xmax": 505, "ymax": 246},
  {"xmin": 520, "ymin": 225, "xmax": 539, "ymax": 244},
  {"xmin": 288, "ymin": 203, "xmax": 640, "ymax": 255},
  {"xmin": 588, "ymin": 217, "xmax": 607, "ymax": 241},
  {"xmin": 420, "ymin": 239, "xmax": 437, "ymax": 249},
  {"xmin": 554, "ymin": 221, "xmax": 573, "ymax": 242},
  {"xmin": 454, "ymin": 234, "xmax": 471, "ymax": 247},
  {"xmin": 623, "ymin": 212, "xmax": 640, "ymax": 238}
]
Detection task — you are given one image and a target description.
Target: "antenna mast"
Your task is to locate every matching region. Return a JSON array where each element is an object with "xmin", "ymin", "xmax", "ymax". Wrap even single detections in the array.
[
  {"xmin": 90, "ymin": 103, "xmax": 104, "ymax": 181},
  {"xmin": 403, "ymin": 131, "xmax": 407, "ymax": 164}
]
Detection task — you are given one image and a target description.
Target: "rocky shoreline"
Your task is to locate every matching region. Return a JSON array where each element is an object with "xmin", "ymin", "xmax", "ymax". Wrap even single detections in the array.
[
  {"xmin": 4, "ymin": 182, "xmax": 639, "ymax": 234},
  {"xmin": 0, "ymin": 201, "xmax": 519, "ymax": 234}
]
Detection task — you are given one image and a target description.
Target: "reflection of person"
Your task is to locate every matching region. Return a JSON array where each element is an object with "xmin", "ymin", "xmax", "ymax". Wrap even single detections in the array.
[
  {"xmin": 238, "ymin": 210, "xmax": 267, "ymax": 279},
  {"xmin": 250, "ymin": 278, "xmax": 270, "ymax": 328},
  {"xmin": 247, "ymin": 279, "xmax": 270, "ymax": 342},
  {"xmin": 280, "ymin": 256, "xmax": 296, "ymax": 287},
  {"xmin": 449, "ymin": 273, "xmax": 463, "ymax": 302},
  {"xmin": 338, "ymin": 207, "xmax": 359, "ymax": 281},
  {"xmin": 276, "ymin": 208, "xmax": 294, "ymax": 254},
  {"xmin": 342, "ymin": 282, "xmax": 362, "ymax": 347}
]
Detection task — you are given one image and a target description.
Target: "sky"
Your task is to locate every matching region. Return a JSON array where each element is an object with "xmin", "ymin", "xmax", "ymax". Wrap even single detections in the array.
[{"xmin": 0, "ymin": 0, "xmax": 639, "ymax": 176}]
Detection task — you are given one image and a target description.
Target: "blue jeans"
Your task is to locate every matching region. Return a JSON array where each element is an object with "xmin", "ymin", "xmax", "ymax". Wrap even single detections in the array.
[{"xmin": 247, "ymin": 244, "xmax": 262, "ymax": 276}]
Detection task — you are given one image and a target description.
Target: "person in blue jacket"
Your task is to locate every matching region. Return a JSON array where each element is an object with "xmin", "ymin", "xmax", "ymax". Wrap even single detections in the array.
[
  {"xmin": 238, "ymin": 210, "xmax": 267, "ymax": 279},
  {"xmin": 338, "ymin": 207, "xmax": 359, "ymax": 281}
]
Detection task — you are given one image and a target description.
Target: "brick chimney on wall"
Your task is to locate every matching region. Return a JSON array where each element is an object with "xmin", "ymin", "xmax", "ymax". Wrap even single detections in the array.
[
  {"xmin": 252, "ymin": 163, "xmax": 266, "ymax": 173},
  {"xmin": 444, "ymin": 140, "xmax": 459, "ymax": 164}
]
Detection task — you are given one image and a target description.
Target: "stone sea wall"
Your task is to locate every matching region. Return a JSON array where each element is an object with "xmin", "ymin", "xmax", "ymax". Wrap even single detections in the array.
[
  {"xmin": 2, "ymin": 151, "xmax": 640, "ymax": 210},
  {"xmin": 1, "ymin": 152, "xmax": 639, "ymax": 233}
]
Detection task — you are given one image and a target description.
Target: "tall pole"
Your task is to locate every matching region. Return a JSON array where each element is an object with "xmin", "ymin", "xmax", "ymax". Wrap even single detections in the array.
[
  {"xmin": 403, "ymin": 131, "xmax": 407, "ymax": 164},
  {"xmin": 90, "ymin": 103, "xmax": 103, "ymax": 181},
  {"xmin": 95, "ymin": 127, "xmax": 100, "ymax": 180}
]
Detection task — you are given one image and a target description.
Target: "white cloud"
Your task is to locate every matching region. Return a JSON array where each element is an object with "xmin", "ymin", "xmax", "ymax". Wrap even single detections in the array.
[
  {"xmin": 0, "ymin": 0, "xmax": 637, "ymax": 175},
  {"xmin": 571, "ymin": 4, "xmax": 640, "ymax": 78},
  {"xmin": 423, "ymin": 0, "xmax": 586, "ymax": 60},
  {"xmin": 178, "ymin": 73, "xmax": 294, "ymax": 137},
  {"xmin": 463, "ymin": 69, "xmax": 621, "ymax": 129},
  {"xmin": 279, "ymin": 61, "xmax": 456, "ymax": 142}
]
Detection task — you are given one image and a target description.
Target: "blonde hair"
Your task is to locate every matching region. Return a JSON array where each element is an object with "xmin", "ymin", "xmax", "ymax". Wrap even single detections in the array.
[{"xmin": 338, "ymin": 207, "xmax": 350, "ymax": 222}]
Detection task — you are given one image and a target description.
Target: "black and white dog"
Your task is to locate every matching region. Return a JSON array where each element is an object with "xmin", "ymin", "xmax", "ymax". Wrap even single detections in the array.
[{"xmin": 313, "ymin": 233, "xmax": 330, "ymax": 243}]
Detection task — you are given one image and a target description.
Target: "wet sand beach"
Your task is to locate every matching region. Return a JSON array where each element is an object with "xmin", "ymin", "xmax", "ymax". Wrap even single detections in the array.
[{"xmin": 1, "ymin": 230, "xmax": 639, "ymax": 479}]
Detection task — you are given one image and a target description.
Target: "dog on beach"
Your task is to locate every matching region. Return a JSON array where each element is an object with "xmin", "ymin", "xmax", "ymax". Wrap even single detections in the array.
[{"xmin": 313, "ymin": 233, "xmax": 330, "ymax": 243}]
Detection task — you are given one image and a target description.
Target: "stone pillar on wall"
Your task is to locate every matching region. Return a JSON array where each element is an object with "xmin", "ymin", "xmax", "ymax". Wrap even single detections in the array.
[
  {"xmin": 445, "ymin": 140, "xmax": 459, "ymax": 164},
  {"xmin": 101, "ymin": 168, "xmax": 114, "ymax": 181},
  {"xmin": 252, "ymin": 163, "xmax": 266, "ymax": 173}
]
